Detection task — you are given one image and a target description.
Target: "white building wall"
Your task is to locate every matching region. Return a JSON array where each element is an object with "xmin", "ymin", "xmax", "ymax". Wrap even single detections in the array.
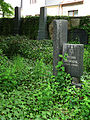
[
  {"xmin": 47, "ymin": 6, "xmax": 59, "ymax": 16},
  {"xmin": 46, "ymin": 0, "xmax": 62, "ymax": 6},
  {"xmin": 62, "ymin": 0, "xmax": 90, "ymax": 16},
  {"xmin": 4, "ymin": 0, "xmax": 21, "ymax": 8},
  {"xmin": 4, "ymin": 0, "xmax": 45, "ymax": 17},
  {"xmin": 22, "ymin": 0, "xmax": 45, "ymax": 17},
  {"xmin": 3, "ymin": 0, "xmax": 90, "ymax": 17}
]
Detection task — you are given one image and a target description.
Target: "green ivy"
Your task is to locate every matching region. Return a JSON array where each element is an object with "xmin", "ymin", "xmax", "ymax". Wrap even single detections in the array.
[{"xmin": 0, "ymin": 16, "xmax": 89, "ymax": 40}]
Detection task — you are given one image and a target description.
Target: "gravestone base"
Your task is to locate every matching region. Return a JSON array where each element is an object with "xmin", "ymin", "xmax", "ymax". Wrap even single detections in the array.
[
  {"xmin": 72, "ymin": 77, "xmax": 83, "ymax": 88},
  {"xmin": 72, "ymin": 82, "xmax": 82, "ymax": 88},
  {"xmin": 72, "ymin": 77, "xmax": 80, "ymax": 84}
]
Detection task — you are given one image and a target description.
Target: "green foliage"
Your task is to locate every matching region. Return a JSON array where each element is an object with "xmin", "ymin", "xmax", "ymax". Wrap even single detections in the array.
[
  {"xmin": 0, "ymin": 35, "xmax": 53, "ymax": 64},
  {"xmin": 83, "ymin": 46, "xmax": 90, "ymax": 72},
  {"xmin": 0, "ymin": 51, "xmax": 30, "ymax": 92},
  {"xmin": 0, "ymin": 0, "xmax": 13, "ymax": 16},
  {"xmin": 60, "ymin": 72, "xmax": 90, "ymax": 120},
  {"xmin": 0, "ymin": 18, "xmax": 14, "ymax": 35},
  {"xmin": 0, "ymin": 49, "xmax": 16, "ymax": 92},
  {"xmin": 20, "ymin": 17, "xmax": 39, "ymax": 39},
  {"xmin": 0, "ymin": 16, "xmax": 89, "ymax": 40},
  {"xmin": 0, "ymin": 54, "xmax": 89, "ymax": 119},
  {"xmin": 68, "ymin": 40, "xmax": 80, "ymax": 44},
  {"xmin": 55, "ymin": 54, "xmax": 72, "ymax": 91},
  {"xmin": 0, "ymin": 36, "xmax": 90, "ymax": 119},
  {"xmin": 79, "ymin": 16, "xmax": 90, "ymax": 42}
]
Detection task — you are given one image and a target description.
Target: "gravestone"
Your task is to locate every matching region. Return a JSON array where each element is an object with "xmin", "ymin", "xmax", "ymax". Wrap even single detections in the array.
[
  {"xmin": 37, "ymin": 7, "xmax": 48, "ymax": 40},
  {"xmin": 68, "ymin": 29, "xmax": 88, "ymax": 44},
  {"xmin": 63, "ymin": 44, "xmax": 84, "ymax": 83},
  {"xmin": 14, "ymin": 7, "xmax": 21, "ymax": 35},
  {"xmin": 53, "ymin": 20, "xmax": 68, "ymax": 76},
  {"xmin": 15, "ymin": 7, "xmax": 21, "ymax": 21}
]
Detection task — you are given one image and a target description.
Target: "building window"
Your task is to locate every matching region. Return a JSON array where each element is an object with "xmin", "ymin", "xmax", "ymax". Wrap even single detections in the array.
[
  {"xmin": 30, "ymin": 0, "xmax": 36, "ymax": 4},
  {"xmin": 68, "ymin": 10, "xmax": 78, "ymax": 16}
]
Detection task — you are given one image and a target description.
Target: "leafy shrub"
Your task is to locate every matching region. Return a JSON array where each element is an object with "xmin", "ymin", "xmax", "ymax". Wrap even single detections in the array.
[
  {"xmin": 0, "ymin": 58, "xmax": 71, "ymax": 119},
  {"xmin": 0, "ymin": 35, "xmax": 53, "ymax": 64},
  {"xmin": 55, "ymin": 55, "xmax": 72, "ymax": 90},
  {"xmin": 0, "ymin": 49, "xmax": 17, "ymax": 92},
  {"xmin": 11, "ymin": 55, "xmax": 31, "ymax": 85},
  {"xmin": 0, "ymin": 51, "xmax": 30, "ymax": 92},
  {"xmin": 60, "ymin": 72, "xmax": 90, "ymax": 120},
  {"xmin": 20, "ymin": 17, "xmax": 39, "ymax": 39},
  {"xmin": 53, "ymin": 55, "xmax": 90, "ymax": 119},
  {"xmin": 83, "ymin": 45, "xmax": 90, "ymax": 72},
  {"xmin": 68, "ymin": 40, "xmax": 80, "ymax": 44},
  {"xmin": 0, "ymin": 52, "xmax": 90, "ymax": 119},
  {"xmin": 0, "ymin": 36, "xmax": 89, "ymax": 119}
]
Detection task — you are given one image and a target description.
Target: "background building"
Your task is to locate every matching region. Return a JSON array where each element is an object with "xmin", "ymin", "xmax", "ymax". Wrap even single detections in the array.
[
  {"xmin": 3, "ymin": 0, "xmax": 90, "ymax": 17},
  {"xmin": 46, "ymin": 0, "xmax": 90, "ymax": 16}
]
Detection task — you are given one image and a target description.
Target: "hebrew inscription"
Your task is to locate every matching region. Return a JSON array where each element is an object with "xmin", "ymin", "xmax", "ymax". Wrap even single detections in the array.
[{"xmin": 63, "ymin": 44, "xmax": 84, "ymax": 77}]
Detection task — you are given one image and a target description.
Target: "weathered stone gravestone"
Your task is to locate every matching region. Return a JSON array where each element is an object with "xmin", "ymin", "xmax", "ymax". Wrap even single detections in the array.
[
  {"xmin": 68, "ymin": 29, "xmax": 88, "ymax": 44},
  {"xmin": 53, "ymin": 20, "xmax": 68, "ymax": 76},
  {"xmin": 14, "ymin": 7, "xmax": 21, "ymax": 35},
  {"xmin": 37, "ymin": 7, "xmax": 48, "ymax": 40},
  {"xmin": 63, "ymin": 44, "xmax": 84, "ymax": 83}
]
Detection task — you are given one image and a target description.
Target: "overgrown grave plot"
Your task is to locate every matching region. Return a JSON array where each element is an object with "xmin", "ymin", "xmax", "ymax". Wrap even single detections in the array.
[
  {"xmin": 0, "ymin": 36, "xmax": 53, "ymax": 86},
  {"xmin": 0, "ymin": 35, "xmax": 90, "ymax": 119},
  {"xmin": 0, "ymin": 35, "xmax": 53, "ymax": 64}
]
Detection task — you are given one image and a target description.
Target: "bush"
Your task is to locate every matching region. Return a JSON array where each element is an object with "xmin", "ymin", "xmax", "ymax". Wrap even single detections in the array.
[
  {"xmin": 0, "ymin": 55, "xmax": 89, "ymax": 119},
  {"xmin": 0, "ymin": 35, "xmax": 53, "ymax": 64},
  {"xmin": 83, "ymin": 45, "xmax": 90, "ymax": 72},
  {"xmin": 60, "ymin": 72, "xmax": 90, "ymax": 120},
  {"xmin": 0, "ymin": 49, "xmax": 16, "ymax": 92},
  {"xmin": 20, "ymin": 17, "xmax": 39, "ymax": 39},
  {"xmin": 0, "ymin": 51, "xmax": 30, "ymax": 92}
]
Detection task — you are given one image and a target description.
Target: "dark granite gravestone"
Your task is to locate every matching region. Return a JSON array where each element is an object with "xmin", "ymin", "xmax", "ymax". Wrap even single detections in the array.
[
  {"xmin": 14, "ymin": 7, "xmax": 21, "ymax": 35},
  {"xmin": 37, "ymin": 7, "xmax": 48, "ymax": 40},
  {"xmin": 53, "ymin": 20, "xmax": 68, "ymax": 76},
  {"xmin": 68, "ymin": 29, "xmax": 88, "ymax": 44},
  {"xmin": 63, "ymin": 44, "xmax": 84, "ymax": 83},
  {"xmin": 15, "ymin": 7, "xmax": 21, "ymax": 21}
]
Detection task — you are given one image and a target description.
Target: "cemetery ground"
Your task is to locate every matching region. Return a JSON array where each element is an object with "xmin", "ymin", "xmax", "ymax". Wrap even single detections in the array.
[{"xmin": 0, "ymin": 35, "xmax": 90, "ymax": 120}]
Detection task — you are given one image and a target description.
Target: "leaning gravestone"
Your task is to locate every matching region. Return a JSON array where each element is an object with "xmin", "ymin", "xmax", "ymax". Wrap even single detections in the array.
[
  {"xmin": 63, "ymin": 44, "xmax": 84, "ymax": 83},
  {"xmin": 53, "ymin": 20, "xmax": 68, "ymax": 76},
  {"xmin": 37, "ymin": 7, "xmax": 48, "ymax": 40}
]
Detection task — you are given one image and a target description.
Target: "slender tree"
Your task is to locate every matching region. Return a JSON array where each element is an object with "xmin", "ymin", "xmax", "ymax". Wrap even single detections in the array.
[{"xmin": 0, "ymin": 0, "xmax": 13, "ymax": 17}]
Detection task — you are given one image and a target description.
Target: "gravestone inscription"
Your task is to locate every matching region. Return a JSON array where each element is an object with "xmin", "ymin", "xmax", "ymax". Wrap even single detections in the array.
[
  {"xmin": 63, "ymin": 44, "xmax": 84, "ymax": 82},
  {"xmin": 53, "ymin": 20, "xmax": 68, "ymax": 76}
]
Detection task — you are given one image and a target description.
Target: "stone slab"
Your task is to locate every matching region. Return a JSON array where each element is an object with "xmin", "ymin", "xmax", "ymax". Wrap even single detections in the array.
[
  {"xmin": 37, "ymin": 7, "xmax": 48, "ymax": 40},
  {"xmin": 68, "ymin": 29, "xmax": 88, "ymax": 44},
  {"xmin": 63, "ymin": 44, "xmax": 84, "ymax": 78},
  {"xmin": 53, "ymin": 20, "xmax": 68, "ymax": 76}
]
